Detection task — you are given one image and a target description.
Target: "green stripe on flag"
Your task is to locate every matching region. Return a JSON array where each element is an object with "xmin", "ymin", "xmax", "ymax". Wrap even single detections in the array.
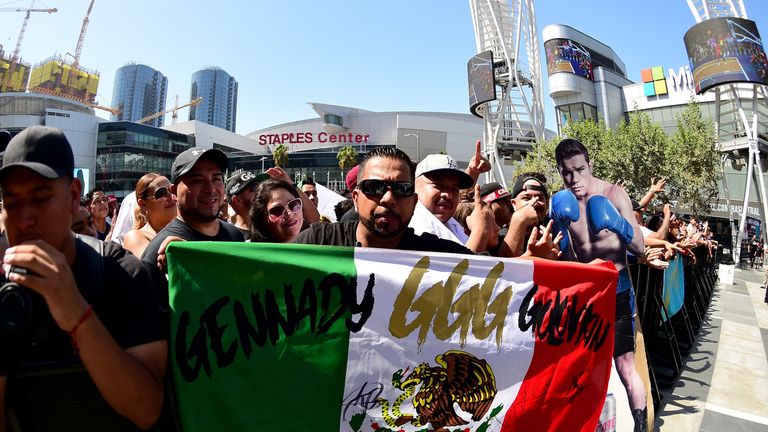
[{"xmin": 167, "ymin": 242, "xmax": 358, "ymax": 431}]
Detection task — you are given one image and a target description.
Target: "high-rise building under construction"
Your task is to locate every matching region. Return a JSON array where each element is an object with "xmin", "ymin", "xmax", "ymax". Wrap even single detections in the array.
[{"xmin": 189, "ymin": 66, "xmax": 238, "ymax": 132}]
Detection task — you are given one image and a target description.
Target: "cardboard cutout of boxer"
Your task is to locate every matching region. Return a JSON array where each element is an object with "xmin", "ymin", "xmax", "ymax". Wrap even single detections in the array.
[{"xmin": 550, "ymin": 138, "xmax": 649, "ymax": 432}]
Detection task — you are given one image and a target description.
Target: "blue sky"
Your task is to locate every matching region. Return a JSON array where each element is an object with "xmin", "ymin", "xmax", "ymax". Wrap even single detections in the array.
[{"xmin": 0, "ymin": 0, "xmax": 766, "ymax": 135}]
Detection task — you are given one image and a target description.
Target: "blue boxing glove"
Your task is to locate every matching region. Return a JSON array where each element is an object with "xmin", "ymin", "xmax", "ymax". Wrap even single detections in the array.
[
  {"xmin": 550, "ymin": 189, "xmax": 580, "ymax": 226},
  {"xmin": 550, "ymin": 189, "xmax": 580, "ymax": 253},
  {"xmin": 586, "ymin": 195, "xmax": 634, "ymax": 245}
]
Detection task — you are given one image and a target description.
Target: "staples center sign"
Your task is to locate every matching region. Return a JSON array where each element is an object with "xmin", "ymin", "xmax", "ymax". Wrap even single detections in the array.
[
  {"xmin": 641, "ymin": 65, "xmax": 695, "ymax": 97},
  {"xmin": 258, "ymin": 132, "xmax": 370, "ymax": 146}
]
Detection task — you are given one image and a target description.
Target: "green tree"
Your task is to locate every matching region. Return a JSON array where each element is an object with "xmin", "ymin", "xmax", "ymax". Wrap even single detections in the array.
[
  {"xmin": 609, "ymin": 110, "xmax": 671, "ymax": 201},
  {"xmin": 666, "ymin": 101, "xmax": 720, "ymax": 215},
  {"xmin": 515, "ymin": 135, "xmax": 563, "ymax": 194},
  {"xmin": 337, "ymin": 145, "xmax": 357, "ymax": 172},
  {"xmin": 272, "ymin": 144, "xmax": 288, "ymax": 167}
]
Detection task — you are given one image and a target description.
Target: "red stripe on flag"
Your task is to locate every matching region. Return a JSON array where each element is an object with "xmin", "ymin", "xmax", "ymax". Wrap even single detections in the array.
[{"xmin": 502, "ymin": 259, "xmax": 618, "ymax": 432}]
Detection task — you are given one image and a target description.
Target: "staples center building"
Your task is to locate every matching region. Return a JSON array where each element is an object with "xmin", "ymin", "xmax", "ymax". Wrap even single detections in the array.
[{"xmin": 239, "ymin": 102, "xmax": 491, "ymax": 190}]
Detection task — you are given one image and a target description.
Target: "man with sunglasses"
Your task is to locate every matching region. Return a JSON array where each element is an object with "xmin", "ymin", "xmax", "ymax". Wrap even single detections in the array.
[
  {"xmin": 226, "ymin": 170, "xmax": 270, "ymax": 238},
  {"xmin": 293, "ymin": 146, "xmax": 471, "ymax": 254},
  {"xmin": 141, "ymin": 147, "xmax": 245, "ymax": 308}
]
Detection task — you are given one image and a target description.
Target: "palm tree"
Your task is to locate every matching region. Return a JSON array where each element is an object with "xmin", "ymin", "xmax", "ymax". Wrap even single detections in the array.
[
  {"xmin": 272, "ymin": 144, "xmax": 289, "ymax": 168},
  {"xmin": 337, "ymin": 145, "xmax": 358, "ymax": 183}
]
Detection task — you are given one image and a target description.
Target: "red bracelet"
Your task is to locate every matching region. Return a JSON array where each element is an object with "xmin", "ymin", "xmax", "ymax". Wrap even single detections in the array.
[{"xmin": 69, "ymin": 304, "xmax": 94, "ymax": 354}]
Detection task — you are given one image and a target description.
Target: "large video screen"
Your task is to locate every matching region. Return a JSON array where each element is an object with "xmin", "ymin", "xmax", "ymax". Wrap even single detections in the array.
[
  {"xmin": 544, "ymin": 38, "xmax": 593, "ymax": 81},
  {"xmin": 467, "ymin": 50, "xmax": 496, "ymax": 118},
  {"xmin": 684, "ymin": 17, "xmax": 768, "ymax": 94}
]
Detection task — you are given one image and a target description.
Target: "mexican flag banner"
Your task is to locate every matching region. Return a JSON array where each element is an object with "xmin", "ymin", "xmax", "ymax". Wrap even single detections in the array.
[{"xmin": 167, "ymin": 242, "xmax": 617, "ymax": 432}]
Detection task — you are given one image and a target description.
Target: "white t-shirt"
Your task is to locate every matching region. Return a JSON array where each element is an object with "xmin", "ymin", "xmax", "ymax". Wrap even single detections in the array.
[{"xmin": 408, "ymin": 201, "xmax": 464, "ymax": 245}]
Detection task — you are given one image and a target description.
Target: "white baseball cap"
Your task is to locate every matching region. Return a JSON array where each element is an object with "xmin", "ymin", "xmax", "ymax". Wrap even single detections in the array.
[{"xmin": 415, "ymin": 154, "xmax": 474, "ymax": 189}]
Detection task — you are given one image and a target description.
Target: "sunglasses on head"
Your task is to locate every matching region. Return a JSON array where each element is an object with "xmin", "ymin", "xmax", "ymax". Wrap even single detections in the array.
[
  {"xmin": 145, "ymin": 186, "xmax": 171, "ymax": 201},
  {"xmin": 268, "ymin": 198, "xmax": 302, "ymax": 218},
  {"xmin": 357, "ymin": 179, "xmax": 415, "ymax": 197}
]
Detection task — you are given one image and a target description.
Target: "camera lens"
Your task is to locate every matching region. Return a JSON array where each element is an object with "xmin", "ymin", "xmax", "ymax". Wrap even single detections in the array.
[{"xmin": 0, "ymin": 282, "xmax": 34, "ymax": 334}]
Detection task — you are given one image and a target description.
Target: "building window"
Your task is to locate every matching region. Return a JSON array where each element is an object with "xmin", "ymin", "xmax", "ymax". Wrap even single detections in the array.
[
  {"xmin": 555, "ymin": 102, "xmax": 598, "ymax": 133},
  {"xmin": 323, "ymin": 114, "xmax": 343, "ymax": 127}
]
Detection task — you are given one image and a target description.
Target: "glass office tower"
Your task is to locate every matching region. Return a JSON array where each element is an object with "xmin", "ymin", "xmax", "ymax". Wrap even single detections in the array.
[
  {"xmin": 189, "ymin": 66, "xmax": 238, "ymax": 132},
  {"xmin": 111, "ymin": 63, "xmax": 168, "ymax": 127}
]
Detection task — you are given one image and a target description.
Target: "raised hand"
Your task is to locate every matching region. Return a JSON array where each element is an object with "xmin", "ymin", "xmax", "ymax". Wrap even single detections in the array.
[
  {"xmin": 650, "ymin": 178, "xmax": 666, "ymax": 194},
  {"xmin": 466, "ymin": 140, "xmax": 491, "ymax": 181},
  {"xmin": 523, "ymin": 220, "xmax": 563, "ymax": 260},
  {"xmin": 466, "ymin": 184, "xmax": 493, "ymax": 234},
  {"xmin": 266, "ymin": 166, "xmax": 292, "ymax": 184}
]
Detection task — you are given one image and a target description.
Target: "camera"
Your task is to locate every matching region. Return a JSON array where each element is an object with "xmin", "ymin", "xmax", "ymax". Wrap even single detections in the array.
[{"xmin": 0, "ymin": 266, "xmax": 48, "ymax": 341}]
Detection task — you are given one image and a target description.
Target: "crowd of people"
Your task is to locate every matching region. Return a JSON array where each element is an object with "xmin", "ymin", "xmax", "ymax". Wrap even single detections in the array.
[{"xmin": 0, "ymin": 125, "xmax": 721, "ymax": 431}]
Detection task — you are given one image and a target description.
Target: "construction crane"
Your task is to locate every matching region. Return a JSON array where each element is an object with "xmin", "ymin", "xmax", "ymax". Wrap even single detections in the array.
[
  {"xmin": 137, "ymin": 97, "xmax": 203, "ymax": 125},
  {"xmin": 71, "ymin": 0, "xmax": 95, "ymax": 73},
  {"xmin": 0, "ymin": 2, "xmax": 58, "ymax": 92}
]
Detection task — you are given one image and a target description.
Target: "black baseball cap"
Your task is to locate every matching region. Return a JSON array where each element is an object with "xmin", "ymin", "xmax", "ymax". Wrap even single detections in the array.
[
  {"xmin": 0, "ymin": 129, "xmax": 11, "ymax": 151},
  {"xmin": 631, "ymin": 199, "xmax": 646, "ymax": 212},
  {"xmin": 479, "ymin": 182, "xmax": 511, "ymax": 203},
  {"xmin": 226, "ymin": 171, "xmax": 269, "ymax": 199},
  {"xmin": 171, "ymin": 147, "xmax": 228, "ymax": 183},
  {"xmin": 511, "ymin": 175, "xmax": 548, "ymax": 199},
  {"xmin": 0, "ymin": 125, "xmax": 74, "ymax": 182}
]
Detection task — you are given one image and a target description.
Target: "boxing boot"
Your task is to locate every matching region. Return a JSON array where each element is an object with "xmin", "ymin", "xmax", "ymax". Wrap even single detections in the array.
[{"xmin": 632, "ymin": 408, "xmax": 647, "ymax": 432}]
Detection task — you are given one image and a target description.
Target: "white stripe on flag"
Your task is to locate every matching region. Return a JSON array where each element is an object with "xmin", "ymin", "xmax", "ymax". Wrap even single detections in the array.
[{"xmin": 341, "ymin": 249, "xmax": 535, "ymax": 431}]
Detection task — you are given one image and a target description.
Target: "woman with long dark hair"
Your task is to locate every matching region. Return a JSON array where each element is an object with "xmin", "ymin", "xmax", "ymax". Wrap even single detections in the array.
[{"xmin": 249, "ymin": 179, "xmax": 304, "ymax": 243}]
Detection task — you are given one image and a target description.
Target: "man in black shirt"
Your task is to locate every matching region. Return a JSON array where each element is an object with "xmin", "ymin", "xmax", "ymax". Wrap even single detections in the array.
[
  {"xmin": 294, "ymin": 146, "xmax": 471, "ymax": 255},
  {"xmin": 142, "ymin": 147, "xmax": 244, "ymax": 306},
  {"xmin": 0, "ymin": 126, "xmax": 166, "ymax": 430}
]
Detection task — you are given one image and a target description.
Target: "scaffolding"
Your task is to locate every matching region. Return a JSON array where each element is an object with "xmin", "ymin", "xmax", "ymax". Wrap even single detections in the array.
[
  {"xmin": 686, "ymin": 0, "xmax": 768, "ymax": 263},
  {"xmin": 468, "ymin": 0, "xmax": 545, "ymax": 185}
]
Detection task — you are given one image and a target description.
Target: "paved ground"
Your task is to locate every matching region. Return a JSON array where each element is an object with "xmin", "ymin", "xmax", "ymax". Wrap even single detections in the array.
[{"xmin": 655, "ymin": 267, "xmax": 768, "ymax": 431}]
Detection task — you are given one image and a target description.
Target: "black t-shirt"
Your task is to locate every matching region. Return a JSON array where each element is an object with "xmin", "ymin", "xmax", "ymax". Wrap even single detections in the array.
[
  {"xmin": 96, "ymin": 221, "xmax": 111, "ymax": 241},
  {"xmin": 141, "ymin": 218, "xmax": 245, "ymax": 307},
  {"xmin": 339, "ymin": 208, "xmax": 359, "ymax": 223},
  {"xmin": 0, "ymin": 237, "xmax": 164, "ymax": 375},
  {"xmin": 293, "ymin": 221, "xmax": 473, "ymax": 255}
]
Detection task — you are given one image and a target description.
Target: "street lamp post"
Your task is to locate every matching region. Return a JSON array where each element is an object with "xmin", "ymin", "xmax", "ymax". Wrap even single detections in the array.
[
  {"xmin": 259, "ymin": 156, "xmax": 267, "ymax": 172},
  {"xmin": 403, "ymin": 133, "xmax": 420, "ymax": 161}
]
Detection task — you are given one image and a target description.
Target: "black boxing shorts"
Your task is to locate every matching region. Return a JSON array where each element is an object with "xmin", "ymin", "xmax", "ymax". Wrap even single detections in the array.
[{"xmin": 614, "ymin": 289, "xmax": 636, "ymax": 357}]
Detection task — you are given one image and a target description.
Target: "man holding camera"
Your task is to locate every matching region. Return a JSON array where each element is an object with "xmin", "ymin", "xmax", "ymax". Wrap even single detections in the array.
[{"xmin": 0, "ymin": 126, "xmax": 166, "ymax": 430}]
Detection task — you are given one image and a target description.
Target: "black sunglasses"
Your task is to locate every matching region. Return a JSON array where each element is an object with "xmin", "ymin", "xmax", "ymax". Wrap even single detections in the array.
[
  {"xmin": 267, "ymin": 198, "xmax": 302, "ymax": 218},
  {"xmin": 145, "ymin": 186, "xmax": 170, "ymax": 200},
  {"xmin": 357, "ymin": 179, "xmax": 415, "ymax": 197}
]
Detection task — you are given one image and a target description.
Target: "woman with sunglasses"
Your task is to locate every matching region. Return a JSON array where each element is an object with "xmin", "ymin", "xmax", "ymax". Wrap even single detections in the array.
[
  {"xmin": 249, "ymin": 179, "xmax": 305, "ymax": 243},
  {"xmin": 123, "ymin": 173, "xmax": 178, "ymax": 257}
]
